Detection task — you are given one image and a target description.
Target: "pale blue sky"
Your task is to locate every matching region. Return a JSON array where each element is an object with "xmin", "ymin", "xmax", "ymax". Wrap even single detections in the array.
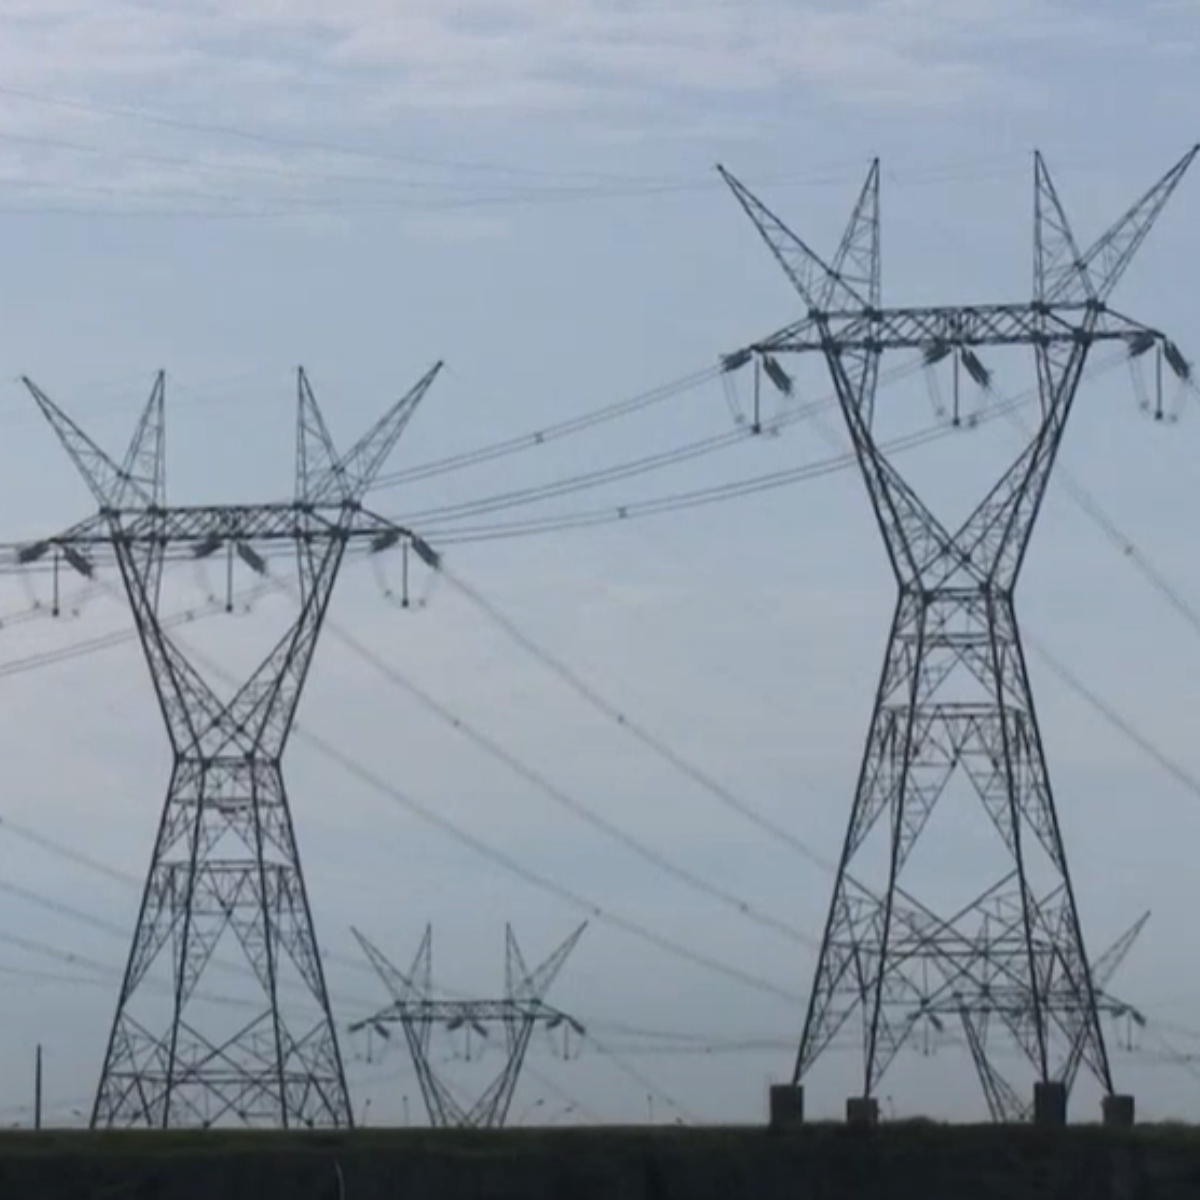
[{"xmin": 0, "ymin": 0, "xmax": 1195, "ymax": 1128}]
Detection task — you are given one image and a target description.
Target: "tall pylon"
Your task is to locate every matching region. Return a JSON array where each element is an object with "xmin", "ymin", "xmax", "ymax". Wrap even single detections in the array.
[
  {"xmin": 719, "ymin": 148, "xmax": 1196, "ymax": 1112},
  {"xmin": 20, "ymin": 364, "xmax": 443, "ymax": 1129}
]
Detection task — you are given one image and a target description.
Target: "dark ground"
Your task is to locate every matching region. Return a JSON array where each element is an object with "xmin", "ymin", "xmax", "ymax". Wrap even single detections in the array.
[{"xmin": 4, "ymin": 1122, "xmax": 1200, "ymax": 1199}]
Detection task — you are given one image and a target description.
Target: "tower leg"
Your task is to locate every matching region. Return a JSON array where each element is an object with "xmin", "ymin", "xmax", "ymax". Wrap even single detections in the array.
[
  {"xmin": 793, "ymin": 405, "xmax": 1111, "ymax": 1111},
  {"xmin": 91, "ymin": 543, "xmax": 352, "ymax": 1129},
  {"xmin": 92, "ymin": 753, "xmax": 351, "ymax": 1128}
]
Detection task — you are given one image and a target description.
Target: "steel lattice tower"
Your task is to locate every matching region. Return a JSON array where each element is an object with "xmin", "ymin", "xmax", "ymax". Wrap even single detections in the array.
[
  {"xmin": 350, "ymin": 924, "xmax": 586, "ymax": 1127},
  {"xmin": 719, "ymin": 148, "xmax": 1196, "ymax": 1109},
  {"xmin": 20, "ymin": 364, "xmax": 443, "ymax": 1129},
  {"xmin": 964, "ymin": 911, "xmax": 1149, "ymax": 1122}
]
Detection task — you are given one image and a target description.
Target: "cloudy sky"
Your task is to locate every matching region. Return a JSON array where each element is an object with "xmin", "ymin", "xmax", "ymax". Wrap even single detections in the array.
[{"xmin": 0, "ymin": 0, "xmax": 1194, "ymax": 1128}]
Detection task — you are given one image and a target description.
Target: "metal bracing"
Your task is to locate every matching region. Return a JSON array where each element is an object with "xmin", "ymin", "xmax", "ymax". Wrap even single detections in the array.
[
  {"xmin": 918, "ymin": 910, "xmax": 1150, "ymax": 1122},
  {"xmin": 22, "ymin": 363, "xmax": 443, "ymax": 1129},
  {"xmin": 351, "ymin": 923, "xmax": 586, "ymax": 1128},
  {"xmin": 719, "ymin": 147, "xmax": 1196, "ymax": 1112}
]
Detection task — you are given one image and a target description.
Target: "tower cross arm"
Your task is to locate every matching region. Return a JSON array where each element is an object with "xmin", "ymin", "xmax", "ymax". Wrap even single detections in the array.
[
  {"xmin": 15, "ymin": 513, "xmax": 109, "ymax": 567},
  {"xmin": 361, "ymin": 998, "xmax": 571, "ymax": 1024},
  {"xmin": 18, "ymin": 504, "xmax": 439, "ymax": 570},
  {"xmin": 741, "ymin": 303, "xmax": 1164, "ymax": 357}
]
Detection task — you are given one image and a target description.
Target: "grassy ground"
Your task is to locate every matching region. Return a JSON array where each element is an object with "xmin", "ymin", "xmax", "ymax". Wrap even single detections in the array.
[
  {"xmin": 0, "ymin": 1120, "xmax": 1194, "ymax": 1154},
  {"xmin": 3, "ymin": 1124, "xmax": 1199, "ymax": 1200}
]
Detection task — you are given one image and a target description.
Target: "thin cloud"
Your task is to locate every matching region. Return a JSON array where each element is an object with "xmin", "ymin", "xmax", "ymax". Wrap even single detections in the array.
[{"xmin": 0, "ymin": 0, "xmax": 1150, "ymax": 210}]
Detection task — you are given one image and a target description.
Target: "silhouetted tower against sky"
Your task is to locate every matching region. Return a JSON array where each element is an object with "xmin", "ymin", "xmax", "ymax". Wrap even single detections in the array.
[
  {"xmin": 720, "ymin": 148, "xmax": 1195, "ymax": 1113},
  {"xmin": 21, "ymin": 364, "xmax": 442, "ymax": 1129},
  {"xmin": 350, "ymin": 923, "xmax": 586, "ymax": 1127}
]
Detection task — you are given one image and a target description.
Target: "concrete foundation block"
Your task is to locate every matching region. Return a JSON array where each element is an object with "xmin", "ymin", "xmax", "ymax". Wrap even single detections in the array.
[
  {"xmin": 1033, "ymin": 1081, "xmax": 1068, "ymax": 1127},
  {"xmin": 768, "ymin": 1084, "xmax": 804, "ymax": 1130},
  {"xmin": 1102, "ymin": 1094, "xmax": 1135, "ymax": 1128},
  {"xmin": 846, "ymin": 1096, "xmax": 879, "ymax": 1127}
]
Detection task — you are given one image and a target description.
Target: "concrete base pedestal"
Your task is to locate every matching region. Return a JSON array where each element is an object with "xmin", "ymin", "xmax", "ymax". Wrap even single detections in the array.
[
  {"xmin": 1033, "ymin": 1081, "xmax": 1067, "ymax": 1127},
  {"xmin": 846, "ymin": 1097, "xmax": 879, "ymax": 1127},
  {"xmin": 768, "ymin": 1084, "xmax": 804, "ymax": 1130},
  {"xmin": 1102, "ymin": 1094, "xmax": 1135, "ymax": 1128}
]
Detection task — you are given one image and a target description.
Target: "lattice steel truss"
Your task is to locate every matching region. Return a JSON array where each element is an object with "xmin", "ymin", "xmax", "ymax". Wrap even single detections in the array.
[
  {"xmin": 720, "ymin": 147, "xmax": 1196, "ymax": 1109},
  {"xmin": 21, "ymin": 363, "xmax": 443, "ymax": 1129},
  {"xmin": 940, "ymin": 910, "xmax": 1148, "ymax": 1122},
  {"xmin": 351, "ymin": 923, "xmax": 586, "ymax": 1127}
]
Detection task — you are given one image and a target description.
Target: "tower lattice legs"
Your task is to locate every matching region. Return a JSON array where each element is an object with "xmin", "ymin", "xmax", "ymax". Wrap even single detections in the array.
[
  {"xmin": 785, "ymin": 264, "xmax": 1112, "ymax": 1106},
  {"xmin": 93, "ymin": 542, "xmax": 352, "ymax": 1128},
  {"xmin": 793, "ymin": 563, "xmax": 1110, "ymax": 1102},
  {"xmin": 95, "ymin": 756, "xmax": 349, "ymax": 1128}
]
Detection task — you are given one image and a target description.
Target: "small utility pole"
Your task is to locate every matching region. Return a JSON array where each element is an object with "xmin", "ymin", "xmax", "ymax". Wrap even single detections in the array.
[{"xmin": 34, "ymin": 1044, "xmax": 43, "ymax": 1131}]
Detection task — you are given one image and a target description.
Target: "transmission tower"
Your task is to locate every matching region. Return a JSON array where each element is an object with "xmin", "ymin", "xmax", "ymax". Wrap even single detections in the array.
[
  {"xmin": 720, "ymin": 147, "xmax": 1196, "ymax": 1117},
  {"xmin": 350, "ymin": 923, "xmax": 586, "ymax": 1127},
  {"xmin": 937, "ymin": 910, "xmax": 1150, "ymax": 1122},
  {"xmin": 19, "ymin": 364, "xmax": 443, "ymax": 1129}
]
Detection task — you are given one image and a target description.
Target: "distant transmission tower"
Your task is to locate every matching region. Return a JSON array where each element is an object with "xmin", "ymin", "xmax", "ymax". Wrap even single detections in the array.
[
  {"xmin": 952, "ymin": 909, "xmax": 1149, "ymax": 1122},
  {"xmin": 351, "ymin": 923, "xmax": 586, "ymax": 1127},
  {"xmin": 720, "ymin": 147, "xmax": 1196, "ymax": 1120},
  {"xmin": 20, "ymin": 364, "xmax": 443, "ymax": 1129}
]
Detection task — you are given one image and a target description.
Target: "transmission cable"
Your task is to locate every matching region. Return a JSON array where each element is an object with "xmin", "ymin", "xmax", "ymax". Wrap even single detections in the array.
[
  {"xmin": 0, "ymin": 601, "xmax": 809, "ymax": 1030},
  {"xmin": 424, "ymin": 410, "xmax": 1013, "ymax": 546},
  {"xmin": 0, "ymin": 821, "xmax": 375, "ymax": 1008},
  {"xmin": 424, "ymin": 359, "xmax": 1137, "ymax": 869},
  {"xmin": 287, "ymin": 723, "xmax": 801, "ymax": 1003},
  {"xmin": 1026, "ymin": 633, "xmax": 1200, "ymax": 802},
  {"xmin": 581, "ymin": 1031, "xmax": 700, "ymax": 1124},
  {"xmin": 424, "ymin": 351, "xmax": 1135, "ymax": 546},
  {"xmin": 313, "ymin": 603, "xmax": 818, "ymax": 951},
  {"xmin": 440, "ymin": 565, "xmax": 835, "ymax": 875},
  {"xmin": 368, "ymin": 365, "xmax": 726, "ymax": 493},
  {"xmin": 0, "ymin": 923, "xmax": 253, "ymax": 1012},
  {"xmin": 994, "ymin": 408, "xmax": 1200, "ymax": 799},
  {"xmin": 0, "ymin": 349, "xmax": 1127, "ymax": 573},
  {"xmin": 0, "ymin": 801, "xmax": 386, "ymax": 1012},
  {"xmin": 1007, "ymin": 405, "xmax": 1200, "ymax": 641},
  {"xmin": 66, "ymin": 616, "xmax": 795, "ymax": 1005},
  {"xmin": 518, "ymin": 1062, "xmax": 605, "ymax": 1125},
  {"xmin": 379, "ymin": 355, "xmax": 925, "ymax": 521},
  {"xmin": 3, "ymin": 584, "xmax": 821, "ymax": 978},
  {"xmin": 403, "ymin": 422, "xmax": 759, "ymax": 526},
  {"xmin": 0, "ymin": 815, "xmax": 140, "ymax": 889}
]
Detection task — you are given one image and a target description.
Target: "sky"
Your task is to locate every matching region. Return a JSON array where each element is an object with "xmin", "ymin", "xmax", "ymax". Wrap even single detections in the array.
[{"xmin": 0, "ymin": 0, "xmax": 1194, "ymax": 1129}]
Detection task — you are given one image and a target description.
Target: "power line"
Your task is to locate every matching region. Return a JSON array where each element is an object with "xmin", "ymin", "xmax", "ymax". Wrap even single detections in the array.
[
  {"xmin": 0, "ymin": 83, "xmax": 692, "ymax": 186},
  {"xmin": 424, "ymin": 406, "xmax": 1014, "ymax": 545},
  {"xmin": 0, "ymin": 578, "xmax": 275, "ymax": 678},
  {"xmin": 288, "ymin": 716, "xmax": 803, "ymax": 1006},
  {"xmin": 0, "ymin": 572, "xmax": 820, "ymax": 1000},
  {"xmin": 581, "ymin": 1031, "xmax": 700, "ymax": 1124},
  {"xmin": 0, "ymin": 814, "xmax": 379, "ymax": 1011},
  {"xmin": 1026, "ymin": 633, "xmax": 1200, "ymax": 801},
  {"xmin": 319, "ymin": 607, "xmax": 819, "ymax": 951},
  {"xmin": 421, "ymin": 352, "xmax": 1135, "ymax": 546},
  {"xmin": 368, "ymin": 365, "xmax": 727, "ymax": 493},
  {"xmin": 391, "ymin": 359, "xmax": 927, "ymax": 525},
  {"xmin": 440, "ymin": 565, "xmax": 835, "ymax": 877},
  {"xmin": 0, "ymin": 350, "xmax": 1128, "ymax": 580},
  {"xmin": 40, "ymin": 598, "xmax": 798, "ymax": 1014}
]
